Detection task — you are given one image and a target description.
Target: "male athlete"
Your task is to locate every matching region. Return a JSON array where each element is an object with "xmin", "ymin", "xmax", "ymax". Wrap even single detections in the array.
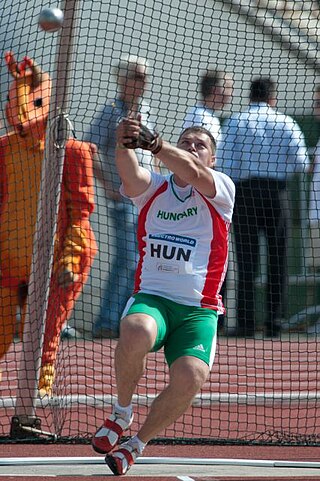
[{"xmin": 92, "ymin": 117, "xmax": 235, "ymax": 475}]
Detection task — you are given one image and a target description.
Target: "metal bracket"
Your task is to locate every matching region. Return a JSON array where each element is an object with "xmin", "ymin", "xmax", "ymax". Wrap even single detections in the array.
[{"xmin": 10, "ymin": 416, "xmax": 57, "ymax": 440}]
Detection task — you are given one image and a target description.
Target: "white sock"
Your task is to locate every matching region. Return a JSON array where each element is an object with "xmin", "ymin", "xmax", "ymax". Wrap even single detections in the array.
[
  {"xmin": 130, "ymin": 435, "xmax": 147, "ymax": 454},
  {"xmin": 114, "ymin": 400, "xmax": 133, "ymax": 422}
]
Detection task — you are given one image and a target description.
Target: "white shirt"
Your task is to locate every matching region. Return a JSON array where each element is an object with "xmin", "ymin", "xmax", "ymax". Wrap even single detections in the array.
[
  {"xmin": 183, "ymin": 105, "xmax": 221, "ymax": 143},
  {"xmin": 122, "ymin": 170, "xmax": 235, "ymax": 311}
]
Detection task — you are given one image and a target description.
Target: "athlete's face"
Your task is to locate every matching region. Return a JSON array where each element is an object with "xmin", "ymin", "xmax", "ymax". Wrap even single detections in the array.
[{"xmin": 177, "ymin": 132, "xmax": 215, "ymax": 168}]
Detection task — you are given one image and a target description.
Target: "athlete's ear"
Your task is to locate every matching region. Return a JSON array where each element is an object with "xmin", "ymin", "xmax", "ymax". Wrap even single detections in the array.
[{"xmin": 210, "ymin": 154, "xmax": 216, "ymax": 169}]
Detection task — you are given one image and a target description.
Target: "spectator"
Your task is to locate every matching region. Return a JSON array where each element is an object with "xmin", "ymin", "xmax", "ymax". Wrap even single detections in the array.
[
  {"xmin": 216, "ymin": 77, "xmax": 309, "ymax": 337},
  {"xmin": 91, "ymin": 119, "xmax": 235, "ymax": 475},
  {"xmin": 182, "ymin": 68, "xmax": 233, "ymax": 142},
  {"xmin": 85, "ymin": 55, "xmax": 157, "ymax": 338},
  {"xmin": 309, "ymin": 84, "xmax": 320, "ymax": 271}
]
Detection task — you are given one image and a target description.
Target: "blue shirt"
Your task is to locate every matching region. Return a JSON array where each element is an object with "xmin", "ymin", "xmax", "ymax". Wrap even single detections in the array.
[
  {"xmin": 84, "ymin": 98, "xmax": 154, "ymax": 191},
  {"xmin": 216, "ymin": 102, "xmax": 309, "ymax": 183},
  {"xmin": 182, "ymin": 104, "xmax": 221, "ymax": 144}
]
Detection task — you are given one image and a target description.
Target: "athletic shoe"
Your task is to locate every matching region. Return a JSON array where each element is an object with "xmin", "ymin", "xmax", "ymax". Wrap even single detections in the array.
[
  {"xmin": 38, "ymin": 363, "xmax": 55, "ymax": 397},
  {"xmin": 105, "ymin": 439, "xmax": 140, "ymax": 476},
  {"xmin": 92, "ymin": 411, "xmax": 133, "ymax": 454}
]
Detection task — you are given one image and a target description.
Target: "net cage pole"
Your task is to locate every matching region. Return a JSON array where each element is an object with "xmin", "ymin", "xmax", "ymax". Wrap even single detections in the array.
[{"xmin": 11, "ymin": 0, "xmax": 80, "ymax": 438}]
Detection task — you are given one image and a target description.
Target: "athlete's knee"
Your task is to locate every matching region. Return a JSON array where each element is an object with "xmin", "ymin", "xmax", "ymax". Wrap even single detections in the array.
[
  {"xmin": 170, "ymin": 356, "xmax": 210, "ymax": 396},
  {"xmin": 119, "ymin": 314, "xmax": 157, "ymax": 353}
]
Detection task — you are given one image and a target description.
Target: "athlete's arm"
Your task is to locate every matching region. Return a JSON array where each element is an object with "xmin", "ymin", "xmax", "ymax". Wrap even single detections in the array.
[
  {"xmin": 115, "ymin": 118, "xmax": 151, "ymax": 197},
  {"xmin": 156, "ymin": 141, "xmax": 217, "ymax": 197}
]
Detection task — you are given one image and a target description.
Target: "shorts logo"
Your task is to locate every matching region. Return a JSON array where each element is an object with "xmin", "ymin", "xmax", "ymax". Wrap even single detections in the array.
[{"xmin": 193, "ymin": 344, "xmax": 205, "ymax": 352}]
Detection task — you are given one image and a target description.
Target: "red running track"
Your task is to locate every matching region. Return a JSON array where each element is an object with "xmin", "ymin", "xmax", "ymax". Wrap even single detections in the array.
[{"xmin": 1, "ymin": 336, "xmax": 320, "ymax": 444}]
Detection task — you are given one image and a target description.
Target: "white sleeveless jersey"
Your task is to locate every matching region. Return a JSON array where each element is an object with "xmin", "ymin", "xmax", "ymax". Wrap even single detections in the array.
[{"xmin": 124, "ymin": 170, "xmax": 235, "ymax": 311}]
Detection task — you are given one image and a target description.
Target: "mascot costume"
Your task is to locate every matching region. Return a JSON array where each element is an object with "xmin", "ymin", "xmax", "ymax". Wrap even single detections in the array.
[{"xmin": 0, "ymin": 52, "xmax": 97, "ymax": 396}]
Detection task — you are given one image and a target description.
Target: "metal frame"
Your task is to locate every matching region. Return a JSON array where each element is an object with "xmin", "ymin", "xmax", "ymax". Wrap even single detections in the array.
[
  {"xmin": 1, "ymin": 456, "xmax": 320, "ymax": 468},
  {"xmin": 14, "ymin": 0, "xmax": 79, "ymax": 429}
]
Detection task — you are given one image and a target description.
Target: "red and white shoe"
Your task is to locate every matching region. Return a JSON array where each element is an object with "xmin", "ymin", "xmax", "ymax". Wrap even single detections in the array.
[
  {"xmin": 105, "ymin": 439, "xmax": 140, "ymax": 476},
  {"xmin": 92, "ymin": 412, "xmax": 133, "ymax": 454}
]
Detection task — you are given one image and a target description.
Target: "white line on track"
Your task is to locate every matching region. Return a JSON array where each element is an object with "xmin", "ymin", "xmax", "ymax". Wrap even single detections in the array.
[{"xmin": 177, "ymin": 477, "xmax": 195, "ymax": 481}]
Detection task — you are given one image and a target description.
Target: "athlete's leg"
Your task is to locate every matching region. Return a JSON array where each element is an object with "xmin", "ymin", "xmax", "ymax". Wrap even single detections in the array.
[
  {"xmin": 105, "ymin": 355, "xmax": 210, "ymax": 475},
  {"xmin": 137, "ymin": 355, "xmax": 209, "ymax": 443},
  {"xmin": 105, "ymin": 302, "xmax": 215, "ymax": 474},
  {"xmin": 115, "ymin": 313, "xmax": 158, "ymax": 406},
  {"xmin": 92, "ymin": 312, "xmax": 158, "ymax": 454}
]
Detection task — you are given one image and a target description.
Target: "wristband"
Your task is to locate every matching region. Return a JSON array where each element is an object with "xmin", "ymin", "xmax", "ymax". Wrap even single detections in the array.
[{"xmin": 151, "ymin": 137, "xmax": 163, "ymax": 155}]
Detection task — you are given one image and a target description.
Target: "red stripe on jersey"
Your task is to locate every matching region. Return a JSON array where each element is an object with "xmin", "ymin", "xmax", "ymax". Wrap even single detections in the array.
[
  {"xmin": 200, "ymin": 195, "xmax": 230, "ymax": 309},
  {"xmin": 134, "ymin": 181, "xmax": 169, "ymax": 292}
]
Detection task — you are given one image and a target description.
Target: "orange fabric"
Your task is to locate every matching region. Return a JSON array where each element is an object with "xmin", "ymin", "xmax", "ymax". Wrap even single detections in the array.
[
  {"xmin": 42, "ymin": 140, "xmax": 97, "ymax": 365},
  {"xmin": 0, "ymin": 87, "xmax": 97, "ymax": 363},
  {"xmin": 0, "ymin": 129, "xmax": 97, "ymax": 365},
  {"xmin": 0, "ymin": 287, "xmax": 19, "ymax": 359},
  {"xmin": 0, "ymin": 53, "xmax": 97, "ymax": 370},
  {"xmin": 0, "ymin": 132, "xmax": 44, "ymax": 284}
]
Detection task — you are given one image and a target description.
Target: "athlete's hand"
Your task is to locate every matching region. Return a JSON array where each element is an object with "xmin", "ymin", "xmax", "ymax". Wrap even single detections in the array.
[
  {"xmin": 117, "ymin": 115, "xmax": 162, "ymax": 154},
  {"xmin": 116, "ymin": 117, "xmax": 140, "ymax": 148}
]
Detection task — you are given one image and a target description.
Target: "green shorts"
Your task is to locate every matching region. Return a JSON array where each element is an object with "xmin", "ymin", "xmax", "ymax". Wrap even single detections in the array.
[{"xmin": 122, "ymin": 293, "xmax": 218, "ymax": 368}]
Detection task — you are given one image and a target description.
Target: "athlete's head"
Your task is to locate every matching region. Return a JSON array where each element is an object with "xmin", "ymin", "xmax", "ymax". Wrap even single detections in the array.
[{"xmin": 177, "ymin": 126, "xmax": 216, "ymax": 168}]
